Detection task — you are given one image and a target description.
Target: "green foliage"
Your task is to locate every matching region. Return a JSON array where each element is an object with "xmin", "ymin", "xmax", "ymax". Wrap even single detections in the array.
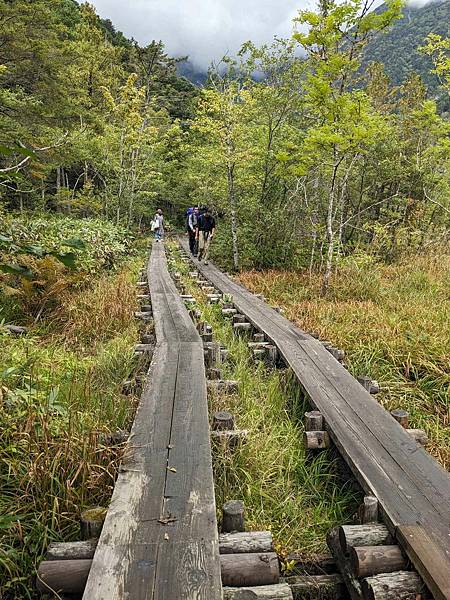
[
  {"xmin": 0, "ymin": 213, "xmax": 133, "ymax": 322},
  {"xmin": 0, "ymin": 0, "xmax": 196, "ymax": 225},
  {"xmin": 176, "ymin": 0, "xmax": 449, "ymax": 283},
  {"xmin": 363, "ymin": 0, "xmax": 450, "ymax": 112}
]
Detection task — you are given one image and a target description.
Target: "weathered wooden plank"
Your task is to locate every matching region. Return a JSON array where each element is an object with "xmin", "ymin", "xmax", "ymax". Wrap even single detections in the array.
[
  {"xmin": 83, "ymin": 241, "xmax": 222, "ymax": 600},
  {"xmin": 397, "ymin": 525, "xmax": 450, "ymax": 600},
  {"xmin": 181, "ymin": 239, "xmax": 450, "ymax": 600}
]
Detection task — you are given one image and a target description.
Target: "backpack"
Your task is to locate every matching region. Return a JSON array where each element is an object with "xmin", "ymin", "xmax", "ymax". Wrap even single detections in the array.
[{"xmin": 185, "ymin": 207, "xmax": 194, "ymax": 230}]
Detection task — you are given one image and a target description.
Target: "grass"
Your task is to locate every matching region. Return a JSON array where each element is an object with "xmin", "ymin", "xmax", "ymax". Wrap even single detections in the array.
[
  {"xmin": 237, "ymin": 253, "xmax": 450, "ymax": 470},
  {"xmin": 0, "ymin": 258, "xmax": 143, "ymax": 599},
  {"xmin": 166, "ymin": 242, "xmax": 360, "ymax": 561}
]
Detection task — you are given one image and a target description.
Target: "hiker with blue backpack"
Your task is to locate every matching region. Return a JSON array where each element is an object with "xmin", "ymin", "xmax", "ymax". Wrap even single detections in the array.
[{"xmin": 186, "ymin": 206, "xmax": 199, "ymax": 256}]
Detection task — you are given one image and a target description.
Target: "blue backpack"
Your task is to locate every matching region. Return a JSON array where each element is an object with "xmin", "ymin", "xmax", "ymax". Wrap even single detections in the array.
[{"xmin": 185, "ymin": 207, "xmax": 194, "ymax": 230}]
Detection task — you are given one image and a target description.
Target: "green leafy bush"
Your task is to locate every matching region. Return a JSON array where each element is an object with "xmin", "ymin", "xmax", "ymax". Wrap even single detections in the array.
[
  {"xmin": 0, "ymin": 212, "xmax": 133, "ymax": 274},
  {"xmin": 0, "ymin": 212, "xmax": 134, "ymax": 321}
]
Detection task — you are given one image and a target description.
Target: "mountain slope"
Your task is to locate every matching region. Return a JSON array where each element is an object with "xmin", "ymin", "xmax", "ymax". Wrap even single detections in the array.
[{"xmin": 363, "ymin": 0, "xmax": 450, "ymax": 99}]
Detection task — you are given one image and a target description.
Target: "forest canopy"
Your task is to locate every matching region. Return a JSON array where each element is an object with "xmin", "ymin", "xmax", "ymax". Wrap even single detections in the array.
[{"xmin": 0, "ymin": 0, "xmax": 449, "ymax": 293}]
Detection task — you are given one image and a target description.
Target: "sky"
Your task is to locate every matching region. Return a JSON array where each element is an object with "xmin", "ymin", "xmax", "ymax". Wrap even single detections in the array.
[
  {"xmin": 90, "ymin": 0, "xmax": 434, "ymax": 70},
  {"xmin": 90, "ymin": 0, "xmax": 306, "ymax": 70}
]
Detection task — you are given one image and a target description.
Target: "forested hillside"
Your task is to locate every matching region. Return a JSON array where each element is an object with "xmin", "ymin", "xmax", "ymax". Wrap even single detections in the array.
[
  {"xmin": 363, "ymin": 0, "xmax": 450, "ymax": 110},
  {"xmin": 0, "ymin": 0, "xmax": 196, "ymax": 226}
]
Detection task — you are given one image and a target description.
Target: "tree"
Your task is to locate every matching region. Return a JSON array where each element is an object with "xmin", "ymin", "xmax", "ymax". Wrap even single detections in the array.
[{"xmin": 291, "ymin": 0, "xmax": 403, "ymax": 293}]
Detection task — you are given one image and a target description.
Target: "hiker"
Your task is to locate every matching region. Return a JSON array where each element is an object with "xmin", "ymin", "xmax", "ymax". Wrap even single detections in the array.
[
  {"xmin": 187, "ymin": 206, "xmax": 199, "ymax": 256},
  {"xmin": 196, "ymin": 207, "xmax": 216, "ymax": 264},
  {"xmin": 152, "ymin": 209, "xmax": 164, "ymax": 241}
]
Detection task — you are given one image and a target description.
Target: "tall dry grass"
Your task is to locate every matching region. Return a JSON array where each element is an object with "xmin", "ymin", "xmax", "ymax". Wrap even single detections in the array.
[
  {"xmin": 0, "ymin": 259, "xmax": 142, "ymax": 599},
  {"xmin": 238, "ymin": 253, "xmax": 450, "ymax": 469}
]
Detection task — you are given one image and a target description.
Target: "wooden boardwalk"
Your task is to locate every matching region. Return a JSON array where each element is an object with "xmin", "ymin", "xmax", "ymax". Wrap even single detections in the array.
[
  {"xmin": 181, "ymin": 240, "xmax": 450, "ymax": 600},
  {"xmin": 83, "ymin": 242, "xmax": 222, "ymax": 600}
]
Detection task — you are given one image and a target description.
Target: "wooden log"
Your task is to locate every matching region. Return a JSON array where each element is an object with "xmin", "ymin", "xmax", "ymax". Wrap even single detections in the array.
[
  {"xmin": 305, "ymin": 411, "xmax": 324, "ymax": 431},
  {"xmin": 45, "ymin": 532, "xmax": 272, "ymax": 563},
  {"xmin": 357, "ymin": 376, "xmax": 380, "ymax": 395},
  {"xmin": 208, "ymin": 380, "xmax": 240, "ymax": 394},
  {"xmin": 254, "ymin": 333, "xmax": 265, "ymax": 343},
  {"xmin": 406, "ymin": 429, "xmax": 428, "ymax": 445},
  {"xmin": 223, "ymin": 583, "xmax": 292, "ymax": 599},
  {"xmin": 211, "ymin": 429, "xmax": 249, "ymax": 448},
  {"xmin": 285, "ymin": 574, "xmax": 346, "ymax": 600},
  {"xmin": 140, "ymin": 333, "xmax": 154, "ymax": 345},
  {"xmin": 136, "ymin": 281, "xmax": 147, "ymax": 287},
  {"xmin": 140, "ymin": 304, "xmax": 152, "ymax": 312},
  {"xmin": 328, "ymin": 347, "xmax": 345, "ymax": 362},
  {"xmin": 265, "ymin": 345, "xmax": 278, "ymax": 365},
  {"xmin": 220, "ymin": 348, "xmax": 229, "ymax": 363},
  {"xmin": 219, "ymin": 531, "xmax": 273, "ymax": 555},
  {"xmin": 189, "ymin": 271, "xmax": 199, "ymax": 278},
  {"xmin": 134, "ymin": 343, "xmax": 152, "ymax": 353},
  {"xmin": 361, "ymin": 571, "xmax": 426, "ymax": 600},
  {"xmin": 359, "ymin": 496, "xmax": 379, "ymax": 524},
  {"xmin": 338, "ymin": 524, "xmax": 394, "ymax": 553},
  {"xmin": 99, "ymin": 429, "xmax": 129, "ymax": 446},
  {"xmin": 284, "ymin": 553, "xmax": 336, "ymax": 576},
  {"xmin": 390, "ymin": 409, "xmax": 409, "ymax": 429},
  {"xmin": 222, "ymin": 500, "xmax": 245, "ymax": 533},
  {"xmin": 222, "ymin": 308, "xmax": 238, "ymax": 317},
  {"xmin": 202, "ymin": 332, "xmax": 213, "ymax": 343},
  {"xmin": 36, "ymin": 559, "xmax": 92, "ymax": 594},
  {"xmin": 248, "ymin": 341, "xmax": 270, "ymax": 349},
  {"xmin": 234, "ymin": 322, "xmax": 252, "ymax": 335},
  {"xmin": 136, "ymin": 294, "xmax": 150, "ymax": 300},
  {"xmin": 212, "ymin": 411, "xmax": 235, "ymax": 431},
  {"xmin": 233, "ymin": 314, "xmax": 247, "ymax": 324},
  {"xmin": 350, "ymin": 545, "xmax": 408, "ymax": 578},
  {"xmin": 220, "ymin": 552, "xmax": 279, "ymax": 587},
  {"xmin": 204, "ymin": 342, "xmax": 221, "ymax": 367},
  {"xmin": 5, "ymin": 324, "xmax": 28, "ymax": 335},
  {"xmin": 134, "ymin": 311, "xmax": 152, "ymax": 320},
  {"xmin": 207, "ymin": 367, "xmax": 222, "ymax": 380},
  {"xmin": 304, "ymin": 431, "xmax": 330, "ymax": 450},
  {"xmin": 253, "ymin": 349, "xmax": 266, "ymax": 361},
  {"xmin": 196, "ymin": 321, "xmax": 209, "ymax": 335},
  {"xmin": 80, "ymin": 507, "xmax": 106, "ymax": 541},
  {"xmin": 46, "ymin": 540, "xmax": 98, "ymax": 561}
]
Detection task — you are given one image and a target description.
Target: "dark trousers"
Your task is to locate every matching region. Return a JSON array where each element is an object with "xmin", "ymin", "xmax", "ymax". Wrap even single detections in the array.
[{"xmin": 188, "ymin": 230, "xmax": 197, "ymax": 255}]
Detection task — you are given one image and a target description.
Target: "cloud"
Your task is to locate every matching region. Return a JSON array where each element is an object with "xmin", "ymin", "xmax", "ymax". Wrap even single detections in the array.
[{"xmin": 90, "ymin": 0, "xmax": 306, "ymax": 70}]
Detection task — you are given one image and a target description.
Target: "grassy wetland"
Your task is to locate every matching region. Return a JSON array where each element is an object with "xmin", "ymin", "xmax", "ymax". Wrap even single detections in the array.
[
  {"xmin": 0, "ymin": 218, "xmax": 145, "ymax": 599},
  {"xmin": 238, "ymin": 253, "xmax": 450, "ymax": 470},
  {"xmin": 167, "ymin": 243, "xmax": 360, "ymax": 562}
]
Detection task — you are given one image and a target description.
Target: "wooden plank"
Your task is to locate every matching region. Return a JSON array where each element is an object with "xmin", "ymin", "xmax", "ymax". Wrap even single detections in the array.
[
  {"xmin": 397, "ymin": 525, "xmax": 450, "ymax": 600},
  {"xmin": 180, "ymin": 238, "xmax": 450, "ymax": 600},
  {"xmin": 84, "ymin": 242, "xmax": 222, "ymax": 600}
]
